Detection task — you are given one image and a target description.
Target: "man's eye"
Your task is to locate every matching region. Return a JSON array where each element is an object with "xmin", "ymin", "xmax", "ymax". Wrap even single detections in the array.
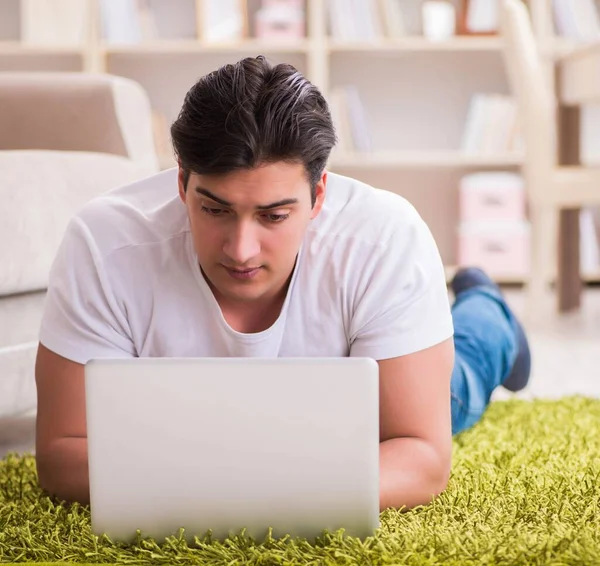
[
  {"xmin": 201, "ymin": 206, "xmax": 226, "ymax": 216},
  {"xmin": 264, "ymin": 213, "xmax": 289, "ymax": 223}
]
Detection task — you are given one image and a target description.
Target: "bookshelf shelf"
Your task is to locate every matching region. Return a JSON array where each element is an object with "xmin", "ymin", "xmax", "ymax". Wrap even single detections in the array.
[
  {"xmin": 329, "ymin": 151, "xmax": 524, "ymax": 169},
  {"xmin": 550, "ymin": 38, "xmax": 578, "ymax": 56},
  {"xmin": 0, "ymin": 41, "xmax": 82, "ymax": 56},
  {"xmin": 536, "ymin": 38, "xmax": 581, "ymax": 58},
  {"xmin": 156, "ymin": 150, "xmax": 524, "ymax": 174},
  {"xmin": 102, "ymin": 37, "xmax": 504, "ymax": 57},
  {"xmin": 327, "ymin": 37, "xmax": 504, "ymax": 53},
  {"xmin": 102, "ymin": 39, "xmax": 312, "ymax": 56}
]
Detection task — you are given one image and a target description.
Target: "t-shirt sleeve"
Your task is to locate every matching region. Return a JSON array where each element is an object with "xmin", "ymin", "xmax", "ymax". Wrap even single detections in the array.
[
  {"xmin": 38, "ymin": 216, "xmax": 136, "ymax": 364},
  {"xmin": 348, "ymin": 207, "xmax": 454, "ymax": 360}
]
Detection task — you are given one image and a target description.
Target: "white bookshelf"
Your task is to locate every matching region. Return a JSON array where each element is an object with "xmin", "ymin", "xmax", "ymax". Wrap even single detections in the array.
[{"xmin": 2, "ymin": 0, "xmax": 600, "ymax": 283}]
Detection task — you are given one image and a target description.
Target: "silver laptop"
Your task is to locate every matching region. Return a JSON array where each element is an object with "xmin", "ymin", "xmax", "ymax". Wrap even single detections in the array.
[{"xmin": 84, "ymin": 357, "xmax": 380, "ymax": 543}]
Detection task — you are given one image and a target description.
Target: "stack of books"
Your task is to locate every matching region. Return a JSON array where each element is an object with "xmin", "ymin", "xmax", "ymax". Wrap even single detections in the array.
[
  {"xmin": 552, "ymin": 0, "xmax": 600, "ymax": 40},
  {"xmin": 328, "ymin": 0, "xmax": 422, "ymax": 40},
  {"xmin": 19, "ymin": 0, "xmax": 89, "ymax": 46},
  {"xmin": 461, "ymin": 93, "xmax": 524, "ymax": 156},
  {"xmin": 328, "ymin": 86, "xmax": 373, "ymax": 153}
]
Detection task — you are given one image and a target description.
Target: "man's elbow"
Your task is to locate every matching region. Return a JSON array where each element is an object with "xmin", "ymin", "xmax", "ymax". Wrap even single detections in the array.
[
  {"xmin": 36, "ymin": 452, "xmax": 72, "ymax": 503},
  {"xmin": 36, "ymin": 452, "xmax": 65, "ymax": 500},
  {"xmin": 379, "ymin": 436, "xmax": 452, "ymax": 510},
  {"xmin": 415, "ymin": 441, "xmax": 453, "ymax": 506},
  {"xmin": 409, "ymin": 456, "xmax": 451, "ymax": 509},
  {"xmin": 35, "ymin": 438, "xmax": 90, "ymax": 505},
  {"xmin": 431, "ymin": 457, "xmax": 452, "ymax": 498},
  {"xmin": 430, "ymin": 442, "xmax": 452, "ymax": 495}
]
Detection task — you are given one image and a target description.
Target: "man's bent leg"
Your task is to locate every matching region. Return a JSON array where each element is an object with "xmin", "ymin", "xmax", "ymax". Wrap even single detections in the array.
[{"xmin": 449, "ymin": 269, "xmax": 530, "ymax": 435}]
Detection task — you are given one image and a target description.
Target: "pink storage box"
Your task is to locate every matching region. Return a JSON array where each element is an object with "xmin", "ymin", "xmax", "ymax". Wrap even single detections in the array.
[
  {"xmin": 261, "ymin": 0, "xmax": 304, "ymax": 7},
  {"xmin": 255, "ymin": 5, "xmax": 305, "ymax": 40},
  {"xmin": 459, "ymin": 172, "xmax": 526, "ymax": 223},
  {"xmin": 457, "ymin": 221, "xmax": 531, "ymax": 277}
]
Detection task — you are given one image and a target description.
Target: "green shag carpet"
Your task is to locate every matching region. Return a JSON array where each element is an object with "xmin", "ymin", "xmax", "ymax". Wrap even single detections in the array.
[{"xmin": 1, "ymin": 396, "xmax": 600, "ymax": 565}]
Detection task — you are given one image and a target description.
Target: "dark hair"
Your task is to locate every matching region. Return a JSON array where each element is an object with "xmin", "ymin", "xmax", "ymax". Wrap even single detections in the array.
[{"xmin": 171, "ymin": 56, "xmax": 337, "ymax": 206}]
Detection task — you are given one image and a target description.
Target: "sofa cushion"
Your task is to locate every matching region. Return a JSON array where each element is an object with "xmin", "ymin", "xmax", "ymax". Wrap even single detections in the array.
[
  {"xmin": 0, "ymin": 291, "xmax": 45, "ymax": 417},
  {"xmin": 0, "ymin": 150, "xmax": 152, "ymax": 295}
]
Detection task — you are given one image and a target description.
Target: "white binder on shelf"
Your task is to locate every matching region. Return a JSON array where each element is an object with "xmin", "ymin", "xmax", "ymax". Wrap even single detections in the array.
[{"xmin": 20, "ymin": 0, "xmax": 90, "ymax": 46}]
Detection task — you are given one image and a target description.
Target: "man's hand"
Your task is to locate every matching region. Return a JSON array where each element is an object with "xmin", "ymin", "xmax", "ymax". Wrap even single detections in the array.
[
  {"xmin": 377, "ymin": 338, "xmax": 454, "ymax": 510},
  {"xmin": 35, "ymin": 344, "xmax": 90, "ymax": 504}
]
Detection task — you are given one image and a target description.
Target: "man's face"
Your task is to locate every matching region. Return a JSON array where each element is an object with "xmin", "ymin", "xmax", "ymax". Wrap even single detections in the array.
[{"xmin": 179, "ymin": 161, "xmax": 326, "ymax": 307}]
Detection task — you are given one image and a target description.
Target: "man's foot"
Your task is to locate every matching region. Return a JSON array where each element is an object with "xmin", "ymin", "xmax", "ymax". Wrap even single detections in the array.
[{"xmin": 451, "ymin": 267, "xmax": 531, "ymax": 392}]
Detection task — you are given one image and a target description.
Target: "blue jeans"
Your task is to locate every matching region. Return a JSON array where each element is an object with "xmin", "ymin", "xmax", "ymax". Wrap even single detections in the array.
[{"xmin": 450, "ymin": 286, "xmax": 519, "ymax": 435}]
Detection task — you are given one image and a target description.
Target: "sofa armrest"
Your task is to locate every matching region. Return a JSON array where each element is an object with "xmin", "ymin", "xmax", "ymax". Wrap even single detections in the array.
[
  {"xmin": 0, "ymin": 72, "xmax": 159, "ymax": 173},
  {"xmin": 110, "ymin": 75, "xmax": 161, "ymax": 174}
]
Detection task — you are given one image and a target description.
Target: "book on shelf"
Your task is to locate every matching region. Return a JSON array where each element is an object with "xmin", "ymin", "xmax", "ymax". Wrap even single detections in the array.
[
  {"xmin": 100, "ymin": 0, "xmax": 157, "ymax": 44},
  {"xmin": 144, "ymin": 1, "xmax": 197, "ymax": 41},
  {"xmin": 379, "ymin": 0, "xmax": 408, "ymax": 37},
  {"xmin": 326, "ymin": 0, "xmax": 505, "ymax": 41},
  {"xmin": 100, "ymin": 0, "xmax": 204, "ymax": 44},
  {"xmin": 461, "ymin": 93, "xmax": 523, "ymax": 155},
  {"xmin": 552, "ymin": 0, "xmax": 600, "ymax": 41},
  {"xmin": 458, "ymin": 0, "xmax": 499, "ymax": 35},
  {"xmin": 137, "ymin": 0, "xmax": 159, "ymax": 41},
  {"xmin": 328, "ymin": 0, "xmax": 423, "ymax": 41},
  {"xmin": 577, "ymin": 104, "xmax": 600, "ymax": 274},
  {"xmin": 200, "ymin": 0, "xmax": 247, "ymax": 43},
  {"xmin": 20, "ymin": 0, "xmax": 89, "ymax": 46},
  {"xmin": 328, "ymin": 86, "xmax": 373, "ymax": 153},
  {"xmin": 580, "ymin": 208, "xmax": 600, "ymax": 273}
]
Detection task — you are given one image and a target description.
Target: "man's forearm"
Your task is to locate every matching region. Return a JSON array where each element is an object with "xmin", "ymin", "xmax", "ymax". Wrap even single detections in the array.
[
  {"xmin": 36, "ymin": 436, "xmax": 448, "ymax": 509},
  {"xmin": 379, "ymin": 437, "xmax": 451, "ymax": 511},
  {"xmin": 36, "ymin": 437, "xmax": 90, "ymax": 505}
]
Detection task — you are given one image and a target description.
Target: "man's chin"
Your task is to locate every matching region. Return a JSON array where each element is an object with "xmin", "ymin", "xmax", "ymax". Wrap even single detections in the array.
[
  {"xmin": 213, "ymin": 275, "xmax": 265, "ymax": 298},
  {"xmin": 202, "ymin": 266, "xmax": 289, "ymax": 306}
]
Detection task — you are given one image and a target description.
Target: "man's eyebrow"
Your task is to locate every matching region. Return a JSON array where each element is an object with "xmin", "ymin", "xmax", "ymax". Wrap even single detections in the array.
[
  {"xmin": 255, "ymin": 198, "xmax": 299, "ymax": 210},
  {"xmin": 195, "ymin": 188, "xmax": 232, "ymax": 207},
  {"xmin": 195, "ymin": 187, "xmax": 299, "ymax": 210}
]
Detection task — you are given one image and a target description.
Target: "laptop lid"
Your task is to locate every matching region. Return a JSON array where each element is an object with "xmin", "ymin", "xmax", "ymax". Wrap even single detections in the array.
[{"xmin": 85, "ymin": 357, "xmax": 380, "ymax": 543}]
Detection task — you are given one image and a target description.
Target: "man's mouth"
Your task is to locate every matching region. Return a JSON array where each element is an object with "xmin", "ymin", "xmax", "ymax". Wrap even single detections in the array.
[{"xmin": 223, "ymin": 265, "xmax": 262, "ymax": 280}]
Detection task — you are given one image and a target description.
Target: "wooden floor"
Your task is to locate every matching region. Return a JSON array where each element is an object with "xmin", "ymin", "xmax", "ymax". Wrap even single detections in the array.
[{"xmin": 2, "ymin": 288, "xmax": 600, "ymax": 458}]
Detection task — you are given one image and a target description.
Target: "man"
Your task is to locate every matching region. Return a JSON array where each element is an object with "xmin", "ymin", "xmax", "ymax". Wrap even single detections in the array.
[{"xmin": 34, "ymin": 56, "xmax": 530, "ymax": 509}]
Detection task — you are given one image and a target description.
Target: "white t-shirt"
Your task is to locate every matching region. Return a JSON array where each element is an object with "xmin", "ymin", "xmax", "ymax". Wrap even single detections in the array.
[{"xmin": 39, "ymin": 168, "xmax": 453, "ymax": 364}]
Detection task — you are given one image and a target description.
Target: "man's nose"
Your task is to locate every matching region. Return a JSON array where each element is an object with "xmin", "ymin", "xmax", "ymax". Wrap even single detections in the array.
[{"xmin": 223, "ymin": 220, "xmax": 261, "ymax": 266}]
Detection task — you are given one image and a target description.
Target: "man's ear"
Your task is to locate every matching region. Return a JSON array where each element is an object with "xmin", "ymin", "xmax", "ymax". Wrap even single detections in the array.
[
  {"xmin": 177, "ymin": 166, "xmax": 187, "ymax": 204},
  {"xmin": 310, "ymin": 170, "xmax": 328, "ymax": 220}
]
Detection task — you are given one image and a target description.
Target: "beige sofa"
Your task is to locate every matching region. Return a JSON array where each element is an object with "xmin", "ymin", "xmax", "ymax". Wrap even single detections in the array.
[{"xmin": 0, "ymin": 72, "xmax": 160, "ymax": 422}]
